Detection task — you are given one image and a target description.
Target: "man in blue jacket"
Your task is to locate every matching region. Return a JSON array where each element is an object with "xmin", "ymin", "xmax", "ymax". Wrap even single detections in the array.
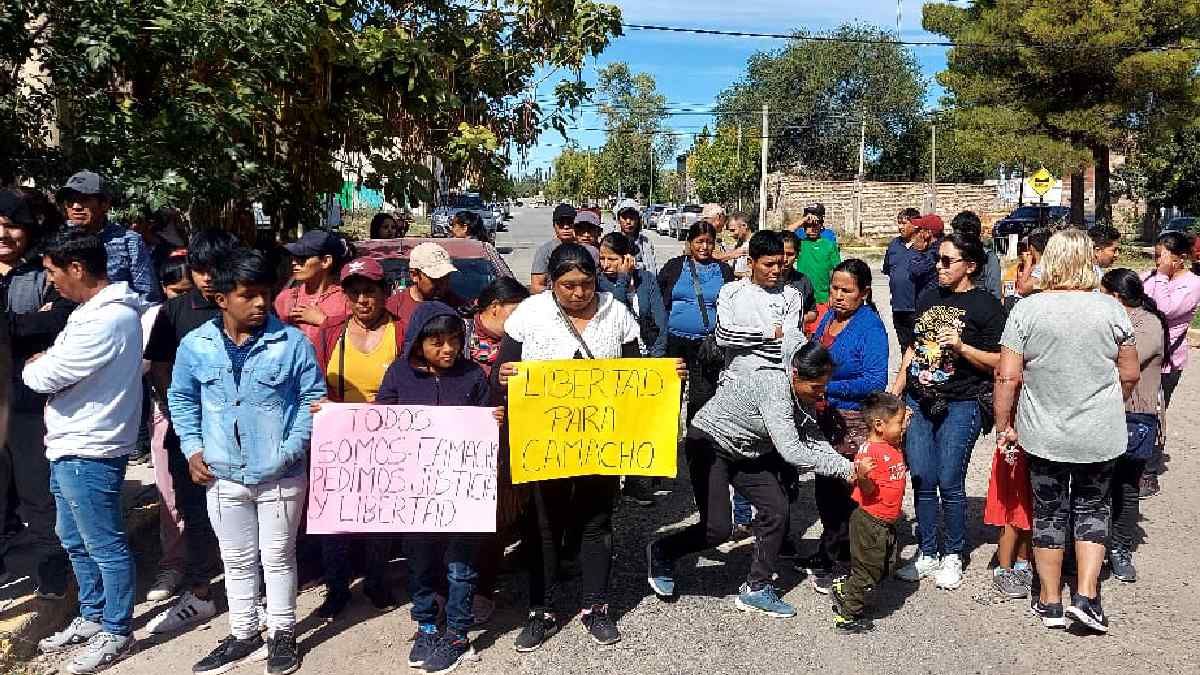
[
  {"xmin": 168, "ymin": 249, "xmax": 324, "ymax": 675},
  {"xmin": 882, "ymin": 209, "xmax": 937, "ymax": 351}
]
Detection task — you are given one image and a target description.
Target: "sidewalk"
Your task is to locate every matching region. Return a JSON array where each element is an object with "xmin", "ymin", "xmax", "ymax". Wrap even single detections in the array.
[{"xmin": 0, "ymin": 461, "xmax": 159, "ymax": 671}]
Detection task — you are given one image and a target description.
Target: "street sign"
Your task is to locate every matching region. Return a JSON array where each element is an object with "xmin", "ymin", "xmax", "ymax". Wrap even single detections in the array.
[{"xmin": 1029, "ymin": 167, "xmax": 1055, "ymax": 197}]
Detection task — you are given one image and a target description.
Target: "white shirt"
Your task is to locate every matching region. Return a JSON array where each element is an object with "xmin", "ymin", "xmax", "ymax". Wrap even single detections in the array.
[{"xmin": 505, "ymin": 291, "xmax": 640, "ymax": 360}]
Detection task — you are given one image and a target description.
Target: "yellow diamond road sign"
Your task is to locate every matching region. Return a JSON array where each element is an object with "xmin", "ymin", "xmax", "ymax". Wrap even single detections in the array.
[{"xmin": 1029, "ymin": 168, "xmax": 1054, "ymax": 196}]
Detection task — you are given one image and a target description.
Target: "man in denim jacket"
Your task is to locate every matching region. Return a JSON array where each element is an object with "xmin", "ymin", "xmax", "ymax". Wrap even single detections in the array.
[{"xmin": 168, "ymin": 249, "xmax": 324, "ymax": 675}]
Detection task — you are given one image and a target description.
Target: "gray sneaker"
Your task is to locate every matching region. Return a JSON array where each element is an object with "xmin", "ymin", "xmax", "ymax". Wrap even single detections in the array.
[
  {"xmin": 39, "ymin": 616, "xmax": 103, "ymax": 654},
  {"xmin": 66, "ymin": 631, "xmax": 134, "ymax": 674},
  {"xmin": 992, "ymin": 568, "xmax": 1030, "ymax": 599}
]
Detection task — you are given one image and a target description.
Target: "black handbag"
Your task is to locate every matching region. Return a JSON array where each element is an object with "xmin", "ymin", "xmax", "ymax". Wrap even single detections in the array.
[{"xmin": 687, "ymin": 258, "xmax": 725, "ymax": 374}]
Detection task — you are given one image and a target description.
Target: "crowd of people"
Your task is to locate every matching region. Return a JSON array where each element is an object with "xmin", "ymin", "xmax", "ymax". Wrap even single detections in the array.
[{"xmin": 0, "ymin": 172, "xmax": 1197, "ymax": 675}]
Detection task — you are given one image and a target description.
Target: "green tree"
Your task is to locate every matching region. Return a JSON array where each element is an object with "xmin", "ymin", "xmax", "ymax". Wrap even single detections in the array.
[
  {"xmin": 545, "ymin": 147, "xmax": 603, "ymax": 204},
  {"xmin": 1, "ymin": 0, "xmax": 621, "ymax": 226},
  {"xmin": 687, "ymin": 125, "xmax": 761, "ymax": 205},
  {"xmin": 1123, "ymin": 123, "xmax": 1200, "ymax": 224},
  {"xmin": 716, "ymin": 23, "xmax": 928, "ymax": 180},
  {"xmin": 924, "ymin": 1, "xmax": 1200, "ymax": 224},
  {"xmin": 595, "ymin": 62, "xmax": 676, "ymax": 201}
]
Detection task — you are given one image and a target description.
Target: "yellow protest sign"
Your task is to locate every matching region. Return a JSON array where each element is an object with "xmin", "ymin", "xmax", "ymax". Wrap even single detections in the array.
[{"xmin": 507, "ymin": 358, "xmax": 681, "ymax": 484}]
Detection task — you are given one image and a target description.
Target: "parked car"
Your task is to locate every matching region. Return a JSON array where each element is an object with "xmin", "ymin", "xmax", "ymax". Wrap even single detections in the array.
[
  {"xmin": 1162, "ymin": 216, "xmax": 1198, "ymax": 234},
  {"xmin": 431, "ymin": 193, "xmax": 496, "ymax": 239},
  {"xmin": 641, "ymin": 204, "xmax": 665, "ymax": 229},
  {"xmin": 656, "ymin": 206, "xmax": 678, "ymax": 235},
  {"xmin": 992, "ymin": 205, "xmax": 1073, "ymax": 255},
  {"xmin": 671, "ymin": 203, "xmax": 704, "ymax": 240},
  {"xmin": 355, "ymin": 237, "xmax": 515, "ymax": 307}
]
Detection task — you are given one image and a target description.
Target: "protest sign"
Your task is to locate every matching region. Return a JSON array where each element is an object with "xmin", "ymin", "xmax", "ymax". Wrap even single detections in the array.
[
  {"xmin": 506, "ymin": 358, "xmax": 681, "ymax": 484},
  {"xmin": 307, "ymin": 403, "xmax": 498, "ymax": 534}
]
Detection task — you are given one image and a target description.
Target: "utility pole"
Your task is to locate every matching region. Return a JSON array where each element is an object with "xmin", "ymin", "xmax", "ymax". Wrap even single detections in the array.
[
  {"xmin": 736, "ymin": 124, "xmax": 744, "ymax": 212},
  {"xmin": 648, "ymin": 140, "xmax": 655, "ymax": 206},
  {"xmin": 930, "ymin": 121, "xmax": 938, "ymax": 212},
  {"xmin": 758, "ymin": 103, "xmax": 769, "ymax": 228},
  {"xmin": 855, "ymin": 119, "xmax": 866, "ymax": 236}
]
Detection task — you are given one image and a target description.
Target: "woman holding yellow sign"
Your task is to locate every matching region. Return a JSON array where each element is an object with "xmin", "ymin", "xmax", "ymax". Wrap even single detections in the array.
[{"xmin": 493, "ymin": 243, "xmax": 686, "ymax": 653}]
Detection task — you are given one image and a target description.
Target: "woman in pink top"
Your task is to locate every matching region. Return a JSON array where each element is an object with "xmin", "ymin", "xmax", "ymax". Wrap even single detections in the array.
[
  {"xmin": 274, "ymin": 229, "xmax": 352, "ymax": 345},
  {"xmin": 1140, "ymin": 231, "xmax": 1200, "ymax": 496}
]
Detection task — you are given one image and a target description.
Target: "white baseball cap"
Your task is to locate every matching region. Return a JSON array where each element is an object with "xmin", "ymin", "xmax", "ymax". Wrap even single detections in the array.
[
  {"xmin": 701, "ymin": 203, "xmax": 727, "ymax": 220},
  {"xmin": 409, "ymin": 242, "xmax": 457, "ymax": 279},
  {"xmin": 573, "ymin": 210, "xmax": 601, "ymax": 227}
]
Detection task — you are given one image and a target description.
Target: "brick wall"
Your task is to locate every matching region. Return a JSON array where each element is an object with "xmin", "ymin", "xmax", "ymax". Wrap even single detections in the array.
[{"xmin": 764, "ymin": 174, "xmax": 1007, "ymax": 240}]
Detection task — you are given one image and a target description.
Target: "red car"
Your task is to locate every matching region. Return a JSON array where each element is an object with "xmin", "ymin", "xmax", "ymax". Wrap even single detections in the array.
[{"xmin": 354, "ymin": 237, "xmax": 516, "ymax": 303}]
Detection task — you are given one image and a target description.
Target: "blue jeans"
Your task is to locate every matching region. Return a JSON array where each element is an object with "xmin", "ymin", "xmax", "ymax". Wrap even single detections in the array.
[
  {"xmin": 50, "ymin": 456, "xmax": 134, "ymax": 635},
  {"xmin": 904, "ymin": 396, "xmax": 982, "ymax": 557},
  {"xmin": 407, "ymin": 535, "xmax": 481, "ymax": 634},
  {"xmin": 732, "ymin": 491, "xmax": 753, "ymax": 526}
]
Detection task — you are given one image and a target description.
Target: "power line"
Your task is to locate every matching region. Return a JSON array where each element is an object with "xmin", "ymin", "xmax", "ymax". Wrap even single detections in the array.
[{"xmin": 620, "ymin": 22, "xmax": 1200, "ymax": 53}]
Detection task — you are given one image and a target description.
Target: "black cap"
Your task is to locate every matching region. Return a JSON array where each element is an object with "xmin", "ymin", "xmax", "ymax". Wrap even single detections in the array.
[
  {"xmin": 0, "ymin": 191, "xmax": 35, "ymax": 227},
  {"xmin": 58, "ymin": 171, "xmax": 109, "ymax": 200},
  {"xmin": 553, "ymin": 203, "xmax": 577, "ymax": 223},
  {"xmin": 284, "ymin": 229, "xmax": 346, "ymax": 258},
  {"xmin": 803, "ymin": 202, "xmax": 826, "ymax": 219}
]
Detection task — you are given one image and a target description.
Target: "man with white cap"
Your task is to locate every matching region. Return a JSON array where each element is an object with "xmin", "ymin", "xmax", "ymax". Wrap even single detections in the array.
[{"xmin": 385, "ymin": 242, "xmax": 461, "ymax": 339}]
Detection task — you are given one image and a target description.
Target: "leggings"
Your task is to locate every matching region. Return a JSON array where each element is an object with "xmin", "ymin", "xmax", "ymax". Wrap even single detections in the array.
[
  {"xmin": 207, "ymin": 475, "xmax": 305, "ymax": 639},
  {"xmin": 520, "ymin": 475, "xmax": 618, "ymax": 611},
  {"xmin": 1028, "ymin": 456, "xmax": 1115, "ymax": 550}
]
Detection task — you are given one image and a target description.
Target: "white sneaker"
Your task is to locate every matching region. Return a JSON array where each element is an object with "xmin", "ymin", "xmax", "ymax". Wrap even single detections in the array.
[
  {"xmin": 935, "ymin": 554, "xmax": 964, "ymax": 590},
  {"xmin": 895, "ymin": 553, "xmax": 941, "ymax": 581},
  {"xmin": 146, "ymin": 591, "xmax": 217, "ymax": 634},
  {"xmin": 146, "ymin": 568, "xmax": 184, "ymax": 602},
  {"xmin": 66, "ymin": 631, "xmax": 134, "ymax": 674}
]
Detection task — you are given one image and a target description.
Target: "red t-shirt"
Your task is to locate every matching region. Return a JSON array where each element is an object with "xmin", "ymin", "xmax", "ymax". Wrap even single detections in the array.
[{"xmin": 850, "ymin": 441, "xmax": 907, "ymax": 523}]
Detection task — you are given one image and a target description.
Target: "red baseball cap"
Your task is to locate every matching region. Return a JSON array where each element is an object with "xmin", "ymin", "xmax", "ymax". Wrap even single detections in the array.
[
  {"xmin": 912, "ymin": 214, "xmax": 944, "ymax": 238},
  {"xmin": 339, "ymin": 257, "xmax": 385, "ymax": 283}
]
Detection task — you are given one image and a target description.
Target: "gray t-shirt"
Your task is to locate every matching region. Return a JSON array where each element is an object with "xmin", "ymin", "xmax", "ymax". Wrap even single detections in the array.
[
  {"xmin": 1000, "ymin": 291, "xmax": 1135, "ymax": 464},
  {"xmin": 530, "ymin": 239, "xmax": 599, "ymax": 277}
]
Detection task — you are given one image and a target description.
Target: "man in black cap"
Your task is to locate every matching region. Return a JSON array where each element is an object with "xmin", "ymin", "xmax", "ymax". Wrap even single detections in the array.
[
  {"xmin": 530, "ymin": 203, "xmax": 580, "ymax": 293},
  {"xmin": 788, "ymin": 202, "xmax": 838, "ymax": 244},
  {"xmin": 58, "ymin": 170, "xmax": 162, "ymax": 302},
  {"xmin": 0, "ymin": 191, "xmax": 73, "ymax": 597}
]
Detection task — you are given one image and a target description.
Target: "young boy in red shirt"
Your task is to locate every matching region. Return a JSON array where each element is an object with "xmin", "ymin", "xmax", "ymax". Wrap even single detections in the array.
[{"xmin": 831, "ymin": 391, "xmax": 910, "ymax": 632}]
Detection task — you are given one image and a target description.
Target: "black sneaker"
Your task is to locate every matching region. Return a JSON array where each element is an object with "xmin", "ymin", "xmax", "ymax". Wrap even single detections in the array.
[
  {"xmin": 192, "ymin": 634, "xmax": 266, "ymax": 674},
  {"xmin": 729, "ymin": 524, "xmax": 754, "ymax": 542},
  {"xmin": 363, "ymin": 580, "xmax": 398, "ymax": 610},
  {"xmin": 1108, "ymin": 547, "xmax": 1137, "ymax": 583},
  {"xmin": 808, "ymin": 569, "xmax": 834, "ymax": 595},
  {"xmin": 422, "ymin": 631, "xmax": 476, "ymax": 675},
  {"xmin": 315, "ymin": 586, "xmax": 351, "ymax": 619},
  {"xmin": 581, "ymin": 605, "xmax": 620, "ymax": 646},
  {"xmin": 265, "ymin": 629, "xmax": 300, "ymax": 674},
  {"xmin": 832, "ymin": 612, "xmax": 874, "ymax": 633},
  {"xmin": 1066, "ymin": 593, "xmax": 1109, "ymax": 633},
  {"xmin": 513, "ymin": 612, "xmax": 558, "ymax": 653},
  {"xmin": 622, "ymin": 480, "xmax": 656, "ymax": 507},
  {"xmin": 1029, "ymin": 599, "xmax": 1067, "ymax": 629},
  {"xmin": 408, "ymin": 628, "xmax": 439, "ymax": 668}
]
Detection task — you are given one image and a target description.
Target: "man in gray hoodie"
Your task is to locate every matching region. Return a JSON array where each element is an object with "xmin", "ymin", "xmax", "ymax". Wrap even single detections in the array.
[
  {"xmin": 646, "ymin": 341, "xmax": 864, "ymax": 619},
  {"xmin": 23, "ymin": 230, "xmax": 145, "ymax": 674}
]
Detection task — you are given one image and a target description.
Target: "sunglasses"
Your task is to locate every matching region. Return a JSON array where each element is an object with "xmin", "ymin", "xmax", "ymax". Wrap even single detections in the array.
[{"xmin": 937, "ymin": 255, "xmax": 964, "ymax": 268}]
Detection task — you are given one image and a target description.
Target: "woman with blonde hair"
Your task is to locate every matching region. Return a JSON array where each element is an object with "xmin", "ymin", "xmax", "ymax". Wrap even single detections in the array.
[{"xmin": 994, "ymin": 229, "xmax": 1140, "ymax": 633}]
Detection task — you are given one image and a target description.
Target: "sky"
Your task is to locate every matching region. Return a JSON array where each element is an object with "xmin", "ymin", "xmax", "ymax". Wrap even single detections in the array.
[{"xmin": 512, "ymin": 0, "xmax": 966, "ymax": 174}]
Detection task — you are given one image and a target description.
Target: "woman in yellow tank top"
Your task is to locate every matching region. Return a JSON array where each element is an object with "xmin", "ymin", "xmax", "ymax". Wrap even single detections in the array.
[{"xmin": 312, "ymin": 257, "xmax": 407, "ymax": 617}]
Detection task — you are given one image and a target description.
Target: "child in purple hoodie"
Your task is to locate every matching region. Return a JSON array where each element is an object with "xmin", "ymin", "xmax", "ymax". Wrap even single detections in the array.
[{"xmin": 376, "ymin": 301, "xmax": 498, "ymax": 674}]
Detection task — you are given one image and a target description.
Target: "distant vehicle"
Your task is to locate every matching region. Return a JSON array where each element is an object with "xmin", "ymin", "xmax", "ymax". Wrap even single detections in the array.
[
  {"xmin": 355, "ymin": 237, "xmax": 515, "ymax": 306},
  {"xmin": 432, "ymin": 193, "xmax": 496, "ymax": 239},
  {"xmin": 489, "ymin": 202, "xmax": 508, "ymax": 232},
  {"xmin": 656, "ymin": 207, "xmax": 678, "ymax": 235},
  {"xmin": 671, "ymin": 203, "xmax": 704, "ymax": 240},
  {"xmin": 641, "ymin": 204, "xmax": 665, "ymax": 229},
  {"xmin": 1162, "ymin": 216, "xmax": 1198, "ymax": 234},
  {"xmin": 992, "ymin": 205, "xmax": 1074, "ymax": 255}
]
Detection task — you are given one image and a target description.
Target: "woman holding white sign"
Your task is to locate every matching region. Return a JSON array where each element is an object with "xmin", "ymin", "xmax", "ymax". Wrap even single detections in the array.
[{"xmin": 494, "ymin": 243, "xmax": 686, "ymax": 653}]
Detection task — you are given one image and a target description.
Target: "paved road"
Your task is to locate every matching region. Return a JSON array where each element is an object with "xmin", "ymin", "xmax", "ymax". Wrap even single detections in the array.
[{"xmin": 496, "ymin": 205, "xmax": 685, "ymax": 282}]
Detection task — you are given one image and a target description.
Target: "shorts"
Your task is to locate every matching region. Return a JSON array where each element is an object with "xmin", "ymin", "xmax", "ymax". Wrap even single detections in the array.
[{"xmin": 983, "ymin": 446, "xmax": 1032, "ymax": 531}]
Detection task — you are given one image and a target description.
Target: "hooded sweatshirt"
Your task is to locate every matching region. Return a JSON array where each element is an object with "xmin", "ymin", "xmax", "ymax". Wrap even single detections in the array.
[
  {"xmin": 23, "ymin": 281, "xmax": 146, "ymax": 460},
  {"xmin": 691, "ymin": 339, "xmax": 853, "ymax": 481},
  {"xmin": 375, "ymin": 301, "xmax": 491, "ymax": 407}
]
